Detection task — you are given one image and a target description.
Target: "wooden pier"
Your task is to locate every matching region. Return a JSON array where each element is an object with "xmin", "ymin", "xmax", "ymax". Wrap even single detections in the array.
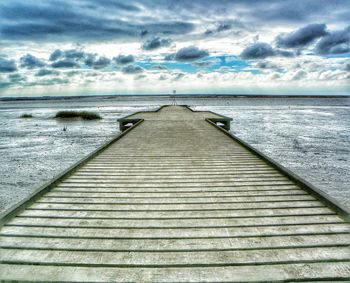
[{"xmin": 1, "ymin": 105, "xmax": 349, "ymax": 282}]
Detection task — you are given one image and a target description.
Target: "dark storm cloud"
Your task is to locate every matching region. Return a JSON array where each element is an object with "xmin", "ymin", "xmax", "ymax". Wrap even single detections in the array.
[
  {"xmin": 50, "ymin": 48, "xmax": 92, "ymax": 68},
  {"xmin": 51, "ymin": 59, "xmax": 79, "ymax": 68},
  {"xmin": 0, "ymin": 1, "xmax": 194, "ymax": 42},
  {"xmin": 84, "ymin": 55, "xmax": 111, "ymax": 69},
  {"xmin": 35, "ymin": 69, "xmax": 59, "ymax": 76},
  {"xmin": 90, "ymin": 56, "xmax": 111, "ymax": 69},
  {"xmin": 1, "ymin": 20, "xmax": 193, "ymax": 42},
  {"xmin": 0, "ymin": 73, "xmax": 26, "ymax": 88},
  {"xmin": 139, "ymin": 0, "xmax": 345, "ymax": 25},
  {"xmin": 248, "ymin": 0, "xmax": 348, "ymax": 24},
  {"xmin": 250, "ymin": 2, "xmax": 314, "ymax": 22},
  {"xmin": 122, "ymin": 64, "xmax": 144, "ymax": 74},
  {"xmin": 0, "ymin": 56, "xmax": 17, "ymax": 72},
  {"xmin": 240, "ymin": 42, "xmax": 294, "ymax": 59},
  {"xmin": 83, "ymin": 54, "xmax": 95, "ymax": 67},
  {"xmin": 48, "ymin": 48, "xmax": 111, "ymax": 69},
  {"xmin": 142, "ymin": 37, "xmax": 172, "ymax": 50},
  {"xmin": 240, "ymin": 43, "xmax": 274, "ymax": 59},
  {"xmin": 315, "ymin": 26, "xmax": 350, "ymax": 55},
  {"xmin": 0, "ymin": 81, "xmax": 12, "ymax": 88},
  {"xmin": 277, "ymin": 50, "xmax": 295, "ymax": 57},
  {"xmin": 20, "ymin": 54, "xmax": 45, "ymax": 69},
  {"xmin": 8, "ymin": 73, "xmax": 26, "ymax": 82},
  {"xmin": 275, "ymin": 24, "xmax": 327, "ymax": 48},
  {"xmin": 1, "ymin": 0, "xmax": 348, "ymax": 43},
  {"xmin": 49, "ymin": 49, "xmax": 85, "ymax": 61},
  {"xmin": 174, "ymin": 46, "xmax": 209, "ymax": 61},
  {"xmin": 114, "ymin": 55, "xmax": 135, "ymax": 64},
  {"xmin": 49, "ymin": 50, "xmax": 63, "ymax": 61},
  {"xmin": 0, "ymin": 2, "xmax": 91, "ymax": 40},
  {"xmin": 134, "ymin": 0, "xmax": 347, "ymax": 30},
  {"xmin": 61, "ymin": 49, "xmax": 85, "ymax": 60}
]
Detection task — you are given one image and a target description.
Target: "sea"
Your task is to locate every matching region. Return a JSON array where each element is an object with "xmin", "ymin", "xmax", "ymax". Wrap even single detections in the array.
[{"xmin": 0, "ymin": 96, "xmax": 349, "ymax": 212}]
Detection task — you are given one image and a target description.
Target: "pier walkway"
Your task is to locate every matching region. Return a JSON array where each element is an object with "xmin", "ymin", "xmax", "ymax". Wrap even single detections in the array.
[{"xmin": 0, "ymin": 105, "xmax": 349, "ymax": 282}]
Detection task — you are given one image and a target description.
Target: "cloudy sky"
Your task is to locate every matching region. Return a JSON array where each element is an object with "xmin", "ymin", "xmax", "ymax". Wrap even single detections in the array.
[{"xmin": 0, "ymin": 0, "xmax": 349, "ymax": 97}]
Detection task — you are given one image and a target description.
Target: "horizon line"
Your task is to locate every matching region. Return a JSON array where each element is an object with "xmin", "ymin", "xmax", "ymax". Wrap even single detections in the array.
[{"xmin": 1, "ymin": 93, "xmax": 350, "ymax": 101}]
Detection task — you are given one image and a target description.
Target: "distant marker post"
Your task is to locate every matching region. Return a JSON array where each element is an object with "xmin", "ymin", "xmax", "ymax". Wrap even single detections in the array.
[{"xmin": 172, "ymin": 90, "xmax": 177, "ymax": 105}]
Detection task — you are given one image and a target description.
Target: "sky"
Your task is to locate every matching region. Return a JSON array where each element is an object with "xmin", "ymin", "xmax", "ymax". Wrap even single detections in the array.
[{"xmin": 0, "ymin": 0, "xmax": 349, "ymax": 97}]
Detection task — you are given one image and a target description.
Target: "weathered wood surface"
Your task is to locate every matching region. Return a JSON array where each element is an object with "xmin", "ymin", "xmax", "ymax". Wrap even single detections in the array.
[{"xmin": 1, "ymin": 105, "xmax": 349, "ymax": 282}]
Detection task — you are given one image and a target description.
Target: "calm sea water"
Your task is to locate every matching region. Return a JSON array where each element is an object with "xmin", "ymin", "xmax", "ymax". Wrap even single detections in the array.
[{"xmin": 0, "ymin": 96, "xmax": 349, "ymax": 212}]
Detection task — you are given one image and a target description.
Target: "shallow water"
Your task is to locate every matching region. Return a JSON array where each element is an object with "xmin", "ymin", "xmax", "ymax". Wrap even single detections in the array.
[{"xmin": 0, "ymin": 96, "xmax": 349, "ymax": 212}]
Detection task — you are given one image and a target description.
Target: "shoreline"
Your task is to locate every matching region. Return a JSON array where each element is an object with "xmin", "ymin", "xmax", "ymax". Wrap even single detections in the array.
[{"xmin": 1, "ymin": 94, "xmax": 350, "ymax": 102}]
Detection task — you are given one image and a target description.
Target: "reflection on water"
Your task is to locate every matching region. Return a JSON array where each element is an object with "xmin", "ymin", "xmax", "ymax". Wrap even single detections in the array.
[{"xmin": 0, "ymin": 96, "xmax": 349, "ymax": 211}]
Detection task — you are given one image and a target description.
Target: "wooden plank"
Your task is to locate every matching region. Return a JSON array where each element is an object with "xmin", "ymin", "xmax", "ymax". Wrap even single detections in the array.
[
  {"xmin": 1, "ymin": 262, "xmax": 350, "ymax": 282},
  {"xmin": 92, "ymin": 157, "xmax": 260, "ymax": 161},
  {"xmin": 76, "ymin": 167, "xmax": 275, "ymax": 173},
  {"xmin": 95, "ymin": 158, "xmax": 263, "ymax": 162},
  {"xmin": 55, "ymin": 184, "xmax": 298, "ymax": 191},
  {"xmin": 95, "ymin": 154, "xmax": 255, "ymax": 157},
  {"xmin": 81, "ymin": 164, "xmax": 272, "ymax": 169},
  {"xmin": 57, "ymin": 181, "xmax": 295, "ymax": 188},
  {"xmin": 72, "ymin": 172, "xmax": 279, "ymax": 178},
  {"xmin": 2, "ymin": 234, "xmax": 349, "ymax": 251},
  {"xmin": 19, "ymin": 207, "xmax": 335, "ymax": 219},
  {"xmin": 36, "ymin": 194, "xmax": 315, "ymax": 204},
  {"xmin": 8, "ymin": 214, "xmax": 343, "ymax": 228},
  {"xmin": 70, "ymin": 172, "xmax": 282, "ymax": 178},
  {"xmin": 27, "ymin": 200, "xmax": 323, "ymax": 211},
  {"xmin": 45, "ymin": 188, "xmax": 307, "ymax": 198},
  {"xmin": 94, "ymin": 153, "xmax": 256, "ymax": 156},
  {"xmin": 62, "ymin": 176, "xmax": 290, "ymax": 181},
  {"xmin": 2, "ymin": 223, "xmax": 349, "ymax": 238},
  {"xmin": 2, "ymin": 247, "xmax": 349, "ymax": 266},
  {"xmin": 62, "ymin": 177, "xmax": 290, "ymax": 184},
  {"xmin": 86, "ymin": 160, "xmax": 265, "ymax": 165}
]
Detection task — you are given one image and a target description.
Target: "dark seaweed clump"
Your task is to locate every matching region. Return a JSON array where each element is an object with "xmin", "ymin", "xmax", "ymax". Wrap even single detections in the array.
[
  {"xmin": 55, "ymin": 111, "xmax": 101, "ymax": 120},
  {"xmin": 20, "ymin": 113, "xmax": 33, "ymax": 118}
]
